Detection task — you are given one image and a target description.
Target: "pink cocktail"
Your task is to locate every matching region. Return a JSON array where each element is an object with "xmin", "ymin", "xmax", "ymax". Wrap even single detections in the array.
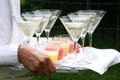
[
  {"xmin": 69, "ymin": 41, "xmax": 74, "ymax": 53},
  {"xmin": 54, "ymin": 36, "xmax": 74, "ymax": 54}
]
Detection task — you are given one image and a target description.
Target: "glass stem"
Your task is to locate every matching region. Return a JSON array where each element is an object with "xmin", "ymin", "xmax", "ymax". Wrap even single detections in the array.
[
  {"xmin": 81, "ymin": 35, "xmax": 85, "ymax": 52},
  {"xmin": 73, "ymin": 39, "xmax": 78, "ymax": 62},
  {"xmin": 89, "ymin": 32, "xmax": 93, "ymax": 48},
  {"xmin": 27, "ymin": 39, "xmax": 29, "ymax": 44},
  {"xmin": 37, "ymin": 36, "xmax": 39, "ymax": 46},
  {"xmin": 45, "ymin": 30, "xmax": 50, "ymax": 43},
  {"xmin": 27, "ymin": 37, "xmax": 30, "ymax": 45}
]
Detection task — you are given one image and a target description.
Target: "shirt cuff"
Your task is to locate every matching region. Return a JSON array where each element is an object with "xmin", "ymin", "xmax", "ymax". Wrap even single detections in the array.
[{"xmin": 0, "ymin": 44, "xmax": 20, "ymax": 65}]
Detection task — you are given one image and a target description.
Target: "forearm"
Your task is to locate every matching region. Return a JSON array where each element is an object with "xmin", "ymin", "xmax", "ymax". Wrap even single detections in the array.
[{"xmin": 0, "ymin": 44, "xmax": 19, "ymax": 65}]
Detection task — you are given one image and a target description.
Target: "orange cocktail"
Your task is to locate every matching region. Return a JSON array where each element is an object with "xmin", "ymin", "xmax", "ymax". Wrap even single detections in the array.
[
  {"xmin": 44, "ymin": 44, "xmax": 59, "ymax": 63},
  {"xmin": 44, "ymin": 51, "xmax": 58, "ymax": 63},
  {"xmin": 63, "ymin": 42, "xmax": 70, "ymax": 56},
  {"xmin": 45, "ymin": 43, "xmax": 65, "ymax": 60}
]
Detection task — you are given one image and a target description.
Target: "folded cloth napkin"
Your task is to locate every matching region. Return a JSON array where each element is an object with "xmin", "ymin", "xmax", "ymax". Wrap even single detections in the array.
[{"xmin": 57, "ymin": 47, "xmax": 120, "ymax": 75}]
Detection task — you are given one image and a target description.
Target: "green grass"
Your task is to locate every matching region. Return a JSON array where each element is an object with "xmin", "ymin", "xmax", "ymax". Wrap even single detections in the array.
[{"xmin": 32, "ymin": 63, "xmax": 120, "ymax": 80}]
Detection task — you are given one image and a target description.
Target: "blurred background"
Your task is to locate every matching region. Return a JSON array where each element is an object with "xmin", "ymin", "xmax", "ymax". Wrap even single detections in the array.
[{"xmin": 20, "ymin": 0, "xmax": 120, "ymax": 80}]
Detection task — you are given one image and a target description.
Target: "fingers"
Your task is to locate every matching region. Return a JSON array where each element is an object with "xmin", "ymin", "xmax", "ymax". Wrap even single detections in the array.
[
  {"xmin": 77, "ymin": 43, "xmax": 81, "ymax": 48},
  {"xmin": 36, "ymin": 56, "xmax": 56, "ymax": 77},
  {"xmin": 47, "ymin": 58, "xmax": 56, "ymax": 74},
  {"xmin": 76, "ymin": 43, "xmax": 81, "ymax": 53},
  {"xmin": 38, "ymin": 58, "xmax": 53, "ymax": 77}
]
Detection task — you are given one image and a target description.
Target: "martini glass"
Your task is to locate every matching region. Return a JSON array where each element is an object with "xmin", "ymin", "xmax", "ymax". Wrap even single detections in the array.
[
  {"xmin": 68, "ymin": 13, "xmax": 93, "ymax": 50},
  {"xmin": 14, "ymin": 15, "xmax": 40, "ymax": 45},
  {"xmin": 33, "ymin": 10, "xmax": 53, "ymax": 45},
  {"xmin": 44, "ymin": 9, "xmax": 62, "ymax": 43},
  {"xmin": 77, "ymin": 10, "xmax": 106, "ymax": 48},
  {"xmin": 59, "ymin": 16, "xmax": 90, "ymax": 67},
  {"xmin": 88, "ymin": 10, "xmax": 106, "ymax": 48}
]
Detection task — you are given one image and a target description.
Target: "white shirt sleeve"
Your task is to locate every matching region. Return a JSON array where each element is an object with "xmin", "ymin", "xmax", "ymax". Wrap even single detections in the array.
[
  {"xmin": 0, "ymin": 0, "xmax": 23, "ymax": 65},
  {"xmin": 0, "ymin": 44, "xmax": 19, "ymax": 65}
]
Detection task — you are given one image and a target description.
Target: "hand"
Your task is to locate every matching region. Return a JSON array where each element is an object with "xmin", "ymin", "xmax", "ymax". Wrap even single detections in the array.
[
  {"xmin": 76, "ymin": 43, "xmax": 81, "ymax": 53},
  {"xmin": 18, "ymin": 44, "xmax": 56, "ymax": 77}
]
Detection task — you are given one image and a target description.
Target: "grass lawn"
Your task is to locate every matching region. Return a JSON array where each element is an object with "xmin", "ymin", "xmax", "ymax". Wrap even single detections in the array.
[{"xmin": 32, "ymin": 63, "xmax": 120, "ymax": 80}]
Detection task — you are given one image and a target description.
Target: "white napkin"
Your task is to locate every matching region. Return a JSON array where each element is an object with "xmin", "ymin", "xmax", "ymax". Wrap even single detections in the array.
[
  {"xmin": 58, "ymin": 47, "xmax": 120, "ymax": 75},
  {"xmin": 84, "ymin": 47, "xmax": 120, "ymax": 75}
]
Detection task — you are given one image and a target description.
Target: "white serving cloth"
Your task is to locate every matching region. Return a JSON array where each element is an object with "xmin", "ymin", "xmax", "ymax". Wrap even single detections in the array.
[{"xmin": 57, "ymin": 47, "xmax": 120, "ymax": 75}]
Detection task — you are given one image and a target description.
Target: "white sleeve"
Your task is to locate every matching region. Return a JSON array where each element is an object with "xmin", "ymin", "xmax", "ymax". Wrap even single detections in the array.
[{"xmin": 0, "ymin": 44, "xmax": 19, "ymax": 65}]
